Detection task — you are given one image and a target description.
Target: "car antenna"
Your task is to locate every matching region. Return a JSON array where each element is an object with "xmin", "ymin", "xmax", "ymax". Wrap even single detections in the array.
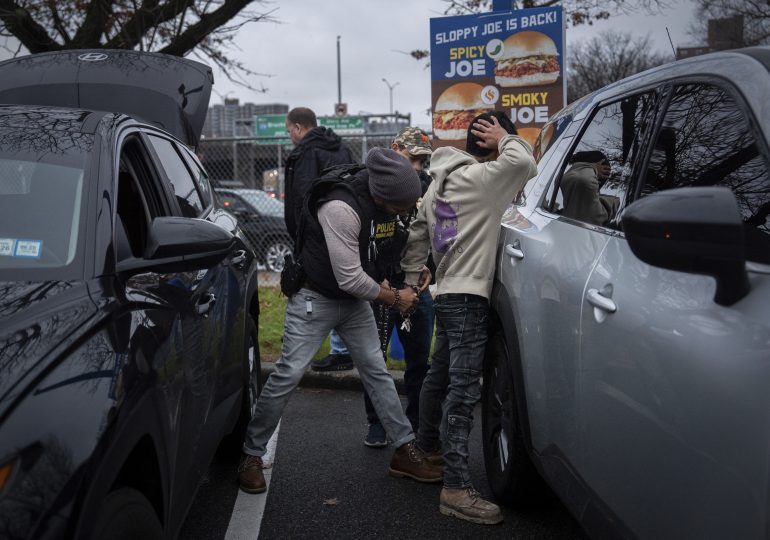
[{"xmin": 666, "ymin": 27, "xmax": 678, "ymax": 61}]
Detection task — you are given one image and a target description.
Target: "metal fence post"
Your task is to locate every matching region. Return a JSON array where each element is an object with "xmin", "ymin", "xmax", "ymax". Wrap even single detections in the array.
[{"xmin": 231, "ymin": 139, "xmax": 238, "ymax": 182}]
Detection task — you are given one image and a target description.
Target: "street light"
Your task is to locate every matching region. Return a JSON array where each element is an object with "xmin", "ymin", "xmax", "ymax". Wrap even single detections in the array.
[{"xmin": 381, "ymin": 78, "xmax": 399, "ymax": 115}]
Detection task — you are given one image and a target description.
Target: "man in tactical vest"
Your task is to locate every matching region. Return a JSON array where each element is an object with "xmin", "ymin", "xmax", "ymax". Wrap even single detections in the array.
[{"xmin": 238, "ymin": 148, "xmax": 442, "ymax": 494}]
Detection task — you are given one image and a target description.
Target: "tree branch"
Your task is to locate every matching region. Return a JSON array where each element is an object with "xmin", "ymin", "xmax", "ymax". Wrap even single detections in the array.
[
  {"xmin": 0, "ymin": 0, "xmax": 60, "ymax": 52},
  {"xmin": 72, "ymin": 0, "xmax": 113, "ymax": 47}
]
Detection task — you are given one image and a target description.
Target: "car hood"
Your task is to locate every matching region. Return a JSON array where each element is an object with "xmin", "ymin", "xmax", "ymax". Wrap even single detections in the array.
[
  {"xmin": 0, "ymin": 50, "xmax": 212, "ymax": 147},
  {"xmin": 0, "ymin": 281, "xmax": 97, "ymax": 419}
]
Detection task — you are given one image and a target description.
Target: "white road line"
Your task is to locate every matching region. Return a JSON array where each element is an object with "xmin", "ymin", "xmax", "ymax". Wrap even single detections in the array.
[{"xmin": 224, "ymin": 420, "xmax": 281, "ymax": 540}]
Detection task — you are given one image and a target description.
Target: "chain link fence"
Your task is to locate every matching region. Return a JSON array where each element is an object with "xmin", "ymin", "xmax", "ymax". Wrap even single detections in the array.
[
  {"xmin": 200, "ymin": 133, "xmax": 401, "ymax": 273},
  {"xmin": 198, "ymin": 133, "xmax": 400, "ymax": 194}
]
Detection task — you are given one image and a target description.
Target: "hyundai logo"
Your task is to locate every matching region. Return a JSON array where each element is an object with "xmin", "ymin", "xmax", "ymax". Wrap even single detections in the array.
[{"xmin": 78, "ymin": 52, "xmax": 108, "ymax": 62}]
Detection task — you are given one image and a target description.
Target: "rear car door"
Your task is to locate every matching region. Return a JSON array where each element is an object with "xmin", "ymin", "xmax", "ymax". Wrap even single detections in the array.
[
  {"xmin": 499, "ymin": 92, "xmax": 657, "ymax": 460},
  {"xmin": 579, "ymin": 81, "xmax": 770, "ymax": 538}
]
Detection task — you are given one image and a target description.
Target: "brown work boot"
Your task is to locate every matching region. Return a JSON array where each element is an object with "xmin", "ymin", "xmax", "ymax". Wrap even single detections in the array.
[
  {"xmin": 440, "ymin": 486, "xmax": 503, "ymax": 525},
  {"xmin": 422, "ymin": 449, "xmax": 445, "ymax": 466},
  {"xmin": 238, "ymin": 453, "xmax": 266, "ymax": 494},
  {"xmin": 388, "ymin": 441, "xmax": 443, "ymax": 483}
]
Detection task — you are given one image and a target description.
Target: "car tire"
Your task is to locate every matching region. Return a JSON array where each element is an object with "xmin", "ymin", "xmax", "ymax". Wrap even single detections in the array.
[
  {"xmin": 90, "ymin": 487, "xmax": 163, "ymax": 540},
  {"xmin": 219, "ymin": 313, "xmax": 262, "ymax": 457},
  {"xmin": 263, "ymin": 237, "xmax": 293, "ymax": 273},
  {"xmin": 482, "ymin": 328, "xmax": 545, "ymax": 505}
]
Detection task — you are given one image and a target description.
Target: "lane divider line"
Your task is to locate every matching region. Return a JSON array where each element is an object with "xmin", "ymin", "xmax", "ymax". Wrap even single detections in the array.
[{"xmin": 224, "ymin": 420, "xmax": 281, "ymax": 540}]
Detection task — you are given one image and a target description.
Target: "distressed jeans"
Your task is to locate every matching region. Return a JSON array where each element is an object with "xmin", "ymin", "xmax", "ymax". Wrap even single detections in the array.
[
  {"xmin": 243, "ymin": 288, "xmax": 414, "ymax": 457},
  {"xmin": 416, "ymin": 293, "xmax": 489, "ymax": 489},
  {"xmin": 366, "ymin": 289, "xmax": 434, "ymax": 429}
]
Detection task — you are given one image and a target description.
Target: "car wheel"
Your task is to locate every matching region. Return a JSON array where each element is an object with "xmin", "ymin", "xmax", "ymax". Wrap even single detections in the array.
[
  {"xmin": 90, "ymin": 488, "xmax": 163, "ymax": 540},
  {"xmin": 219, "ymin": 314, "xmax": 262, "ymax": 457},
  {"xmin": 264, "ymin": 238, "xmax": 292, "ymax": 273},
  {"xmin": 482, "ymin": 328, "xmax": 545, "ymax": 505}
]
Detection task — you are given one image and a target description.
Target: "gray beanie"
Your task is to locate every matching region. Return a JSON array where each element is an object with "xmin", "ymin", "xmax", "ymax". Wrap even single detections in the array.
[{"xmin": 365, "ymin": 147, "xmax": 421, "ymax": 205}]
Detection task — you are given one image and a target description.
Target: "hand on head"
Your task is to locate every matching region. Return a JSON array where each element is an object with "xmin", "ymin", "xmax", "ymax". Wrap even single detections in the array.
[{"xmin": 470, "ymin": 116, "xmax": 507, "ymax": 151}]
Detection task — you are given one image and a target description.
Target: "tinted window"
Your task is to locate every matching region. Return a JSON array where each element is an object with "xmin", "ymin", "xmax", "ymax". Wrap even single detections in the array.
[
  {"xmin": 641, "ymin": 83, "xmax": 770, "ymax": 263},
  {"xmin": 178, "ymin": 145, "xmax": 213, "ymax": 208},
  {"xmin": 550, "ymin": 93, "xmax": 655, "ymax": 229},
  {"xmin": 147, "ymin": 135, "xmax": 203, "ymax": 217}
]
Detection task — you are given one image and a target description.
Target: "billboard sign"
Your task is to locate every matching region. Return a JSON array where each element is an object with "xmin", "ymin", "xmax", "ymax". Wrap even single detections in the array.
[{"xmin": 429, "ymin": 6, "xmax": 565, "ymax": 149}]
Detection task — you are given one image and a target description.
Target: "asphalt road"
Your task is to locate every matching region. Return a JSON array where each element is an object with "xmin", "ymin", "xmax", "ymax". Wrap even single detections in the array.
[{"xmin": 181, "ymin": 387, "xmax": 586, "ymax": 540}]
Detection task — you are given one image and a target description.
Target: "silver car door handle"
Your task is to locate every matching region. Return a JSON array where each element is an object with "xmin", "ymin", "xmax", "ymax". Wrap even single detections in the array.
[
  {"xmin": 505, "ymin": 242, "xmax": 524, "ymax": 260},
  {"xmin": 230, "ymin": 249, "xmax": 247, "ymax": 267},
  {"xmin": 195, "ymin": 292, "xmax": 216, "ymax": 315},
  {"xmin": 586, "ymin": 288, "xmax": 616, "ymax": 313}
]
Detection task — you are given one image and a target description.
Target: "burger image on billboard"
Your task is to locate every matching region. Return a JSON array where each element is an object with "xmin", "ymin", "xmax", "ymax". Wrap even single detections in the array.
[
  {"xmin": 433, "ymin": 82, "xmax": 490, "ymax": 140},
  {"xmin": 494, "ymin": 31, "xmax": 560, "ymax": 87}
]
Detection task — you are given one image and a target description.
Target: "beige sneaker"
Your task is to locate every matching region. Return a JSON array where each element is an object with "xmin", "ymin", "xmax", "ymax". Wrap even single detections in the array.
[
  {"xmin": 439, "ymin": 487, "xmax": 503, "ymax": 525},
  {"xmin": 388, "ymin": 441, "xmax": 443, "ymax": 482},
  {"xmin": 238, "ymin": 454, "xmax": 266, "ymax": 494}
]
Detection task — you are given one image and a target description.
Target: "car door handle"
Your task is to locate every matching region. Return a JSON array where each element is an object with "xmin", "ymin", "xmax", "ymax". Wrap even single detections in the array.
[
  {"xmin": 230, "ymin": 250, "xmax": 247, "ymax": 268},
  {"xmin": 195, "ymin": 292, "xmax": 216, "ymax": 316},
  {"xmin": 586, "ymin": 288, "xmax": 616, "ymax": 313},
  {"xmin": 505, "ymin": 241, "xmax": 524, "ymax": 260}
]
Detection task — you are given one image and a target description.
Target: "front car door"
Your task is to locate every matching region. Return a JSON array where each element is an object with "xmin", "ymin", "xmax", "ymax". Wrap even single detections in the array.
[
  {"xmin": 498, "ymin": 91, "xmax": 657, "ymax": 467},
  {"xmin": 579, "ymin": 80, "xmax": 770, "ymax": 537}
]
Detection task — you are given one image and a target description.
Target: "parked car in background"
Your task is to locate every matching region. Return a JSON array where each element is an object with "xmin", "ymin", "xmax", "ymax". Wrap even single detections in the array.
[
  {"xmin": 0, "ymin": 50, "xmax": 261, "ymax": 539},
  {"xmin": 483, "ymin": 47, "xmax": 770, "ymax": 539},
  {"xmin": 215, "ymin": 187, "xmax": 293, "ymax": 272}
]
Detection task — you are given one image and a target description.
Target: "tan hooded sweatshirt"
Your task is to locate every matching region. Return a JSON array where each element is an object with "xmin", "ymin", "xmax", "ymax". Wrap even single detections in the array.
[{"xmin": 401, "ymin": 134, "xmax": 537, "ymax": 299}]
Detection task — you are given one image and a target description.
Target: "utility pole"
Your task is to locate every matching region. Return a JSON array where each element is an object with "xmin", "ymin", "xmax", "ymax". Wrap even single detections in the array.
[
  {"xmin": 381, "ymin": 78, "xmax": 399, "ymax": 115},
  {"xmin": 337, "ymin": 36, "xmax": 342, "ymax": 106}
]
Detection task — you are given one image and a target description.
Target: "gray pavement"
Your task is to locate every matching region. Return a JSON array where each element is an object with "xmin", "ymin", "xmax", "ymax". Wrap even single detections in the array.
[{"xmin": 260, "ymin": 361, "xmax": 405, "ymax": 395}]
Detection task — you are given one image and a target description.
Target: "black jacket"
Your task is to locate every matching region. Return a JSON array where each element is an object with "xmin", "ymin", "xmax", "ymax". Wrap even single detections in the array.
[{"xmin": 284, "ymin": 127, "xmax": 353, "ymax": 240}]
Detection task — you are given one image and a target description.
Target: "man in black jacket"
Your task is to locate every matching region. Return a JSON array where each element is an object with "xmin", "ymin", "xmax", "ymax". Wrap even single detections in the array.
[{"xmin": 284, "ymin": 107, "xmax": 354, "ymax": 240}]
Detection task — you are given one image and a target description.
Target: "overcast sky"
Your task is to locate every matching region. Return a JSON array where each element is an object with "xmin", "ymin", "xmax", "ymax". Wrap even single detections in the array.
[{"xmin": 207, "ymin": 0, "xmax": 699, "ymax": 130}]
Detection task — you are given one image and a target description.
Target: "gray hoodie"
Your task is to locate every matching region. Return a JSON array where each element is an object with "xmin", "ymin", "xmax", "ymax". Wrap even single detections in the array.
[{"xmin": 401, "ymin": 134, "xmax": 537, "ymax": 299}]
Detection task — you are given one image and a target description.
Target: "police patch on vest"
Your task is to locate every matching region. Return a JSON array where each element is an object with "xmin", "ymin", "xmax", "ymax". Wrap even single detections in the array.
[{"xmin": 375, "ymin": 220, "xmax": 397, "ymax": 239}]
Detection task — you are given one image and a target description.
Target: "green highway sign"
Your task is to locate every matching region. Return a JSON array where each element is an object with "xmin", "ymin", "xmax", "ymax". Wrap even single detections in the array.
[
  {"xmin": 254, "ymin": 114, "xmax": 290, "ymax": 144},
  {"xmin": 318, "ymin": 116, "xmax": 364, "ymax": 135}
]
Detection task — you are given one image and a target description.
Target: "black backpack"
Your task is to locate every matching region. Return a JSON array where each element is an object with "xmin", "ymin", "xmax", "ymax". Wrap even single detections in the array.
[{"xmin": 279, "ymin": 163, "xmax": 365, "ymax": 296}]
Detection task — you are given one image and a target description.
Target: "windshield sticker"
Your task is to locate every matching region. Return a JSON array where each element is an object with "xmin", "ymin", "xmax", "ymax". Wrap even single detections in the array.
[
  {"xmin": 14, "ymin": 239, "xmax": 42, "ymax": 258},
  {"xmin": 0, "ymin": 238, "xmax": 14, "ymax": 256}
]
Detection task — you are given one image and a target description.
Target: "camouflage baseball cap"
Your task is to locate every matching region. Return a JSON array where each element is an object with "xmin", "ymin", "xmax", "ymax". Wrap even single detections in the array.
[{"xmin": 393, "ymin": 127, "xmax": 432, "ymax": 157}]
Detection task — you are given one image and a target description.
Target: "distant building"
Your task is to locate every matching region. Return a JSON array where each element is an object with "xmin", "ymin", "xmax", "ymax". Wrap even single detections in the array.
[
  {"xmin": 677, "ymin": 15, "xmax": 744, "ymax": 59},
  {"xmin": 202, "ymin": 100, "xmax": 289, "ymax": 138}
]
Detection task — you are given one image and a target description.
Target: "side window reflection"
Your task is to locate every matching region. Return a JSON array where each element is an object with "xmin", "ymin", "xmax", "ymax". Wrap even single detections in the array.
[
  {"xmin": 641, "ymin": 84, "xmax": 770, "ymax": 264},
  {"xmin": 551, "ymin": 92, "xmax": 655, "ymax": 229}
]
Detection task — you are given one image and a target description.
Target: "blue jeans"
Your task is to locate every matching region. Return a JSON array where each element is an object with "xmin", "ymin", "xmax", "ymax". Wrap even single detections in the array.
[
  {"xmin": 416, "ymin": 294, "xmax": 488, "ymax": 489},
  {"xmin": 243, "ymin": 288, "xmax": 414, "ymax": 456},
  {"xmin": 329, "ymin": 329, "xmax": 349, "ymax": 355},
  {"xmin": 365, "ymin": 289, "xmax": 434, "ymax": 429}
]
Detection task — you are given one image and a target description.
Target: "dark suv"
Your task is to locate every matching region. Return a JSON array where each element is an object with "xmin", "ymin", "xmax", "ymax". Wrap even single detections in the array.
[
  {"xmin": 0, "ymin": 50, "xmax": 261, "ymax": 539},
  {"xmin": 484, "ymin": 47, "xmax": 770, "ymax": 539},
  {"xmin": 215, "ymin": 187, "xmax": 293, "ymax": 272}
]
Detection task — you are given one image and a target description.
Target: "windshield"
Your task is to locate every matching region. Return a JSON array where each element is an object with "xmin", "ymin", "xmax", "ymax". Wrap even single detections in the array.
[
  {"xmin": 0, "ymin": 137, "xmax": 90, "ymax": 271},
  {"xmin": 237, "ymin": 189, "xmax": 284, "ymax": 217}
]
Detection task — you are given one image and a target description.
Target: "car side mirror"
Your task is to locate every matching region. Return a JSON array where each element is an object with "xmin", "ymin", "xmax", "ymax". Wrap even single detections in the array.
[
  {"xmin": 621, "ymin": 186, "xmax": 750, "ymax": 306},
  {"xmin": 117, "ymin": 216, "xmax": 235, "ymax": 275}
]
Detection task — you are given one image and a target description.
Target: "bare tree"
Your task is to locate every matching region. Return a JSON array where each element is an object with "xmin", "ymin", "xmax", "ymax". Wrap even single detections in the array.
[
  {"xmin": 567, "ymin": 30, "xmax": 668, "ymax": 102},
  {"xmin": 689, "ymin": 0, "xmax": 770, "ymax": 47},
  {"xmin": 0, "ymin": 1, "xmax": 277, "ymax": 89}
]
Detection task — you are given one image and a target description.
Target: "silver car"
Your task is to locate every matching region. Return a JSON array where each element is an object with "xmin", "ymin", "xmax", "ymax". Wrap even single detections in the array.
[{"xmin": 483, "ymin": 47, "xmax": 770, "ymax": 539}]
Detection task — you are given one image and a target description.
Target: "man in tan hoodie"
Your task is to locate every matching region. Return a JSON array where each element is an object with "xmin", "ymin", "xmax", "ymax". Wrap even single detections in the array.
[{"xmin": 400, "ymin": 111, "xmax": 537, "ymax": 525}]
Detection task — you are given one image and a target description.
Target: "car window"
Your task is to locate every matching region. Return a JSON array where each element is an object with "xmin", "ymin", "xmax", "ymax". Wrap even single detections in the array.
[
  {"xmin": 146, "ymin": 134, "xmax": 203, "ymax": 218},
  {"xmin": 217, "ymin": 191, "xmax": 250, "ymax": 214},
  {"xmin": 547, "ymin": 92, "xmax": 656, "ymax": 229},
  {"xmin": 178, "ymin": 144, "xmax": 213, "ymax": 208},
  {"xmin": 115, "ymin": 137, "xmax": 161, "ymax": 261},
  {"xmin": 640, "ymin": 83, "xmax": 770, "ymax": 264}
]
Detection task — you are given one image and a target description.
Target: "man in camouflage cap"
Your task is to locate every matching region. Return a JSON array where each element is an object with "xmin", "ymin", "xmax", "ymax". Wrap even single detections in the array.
[
  {"xmin": 391, "ymin": 127, "xmax": 432, "ymax": 174},
  {"xmin": 358, "ymin": 126, "xmax": 438, "ymax": 448}
]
